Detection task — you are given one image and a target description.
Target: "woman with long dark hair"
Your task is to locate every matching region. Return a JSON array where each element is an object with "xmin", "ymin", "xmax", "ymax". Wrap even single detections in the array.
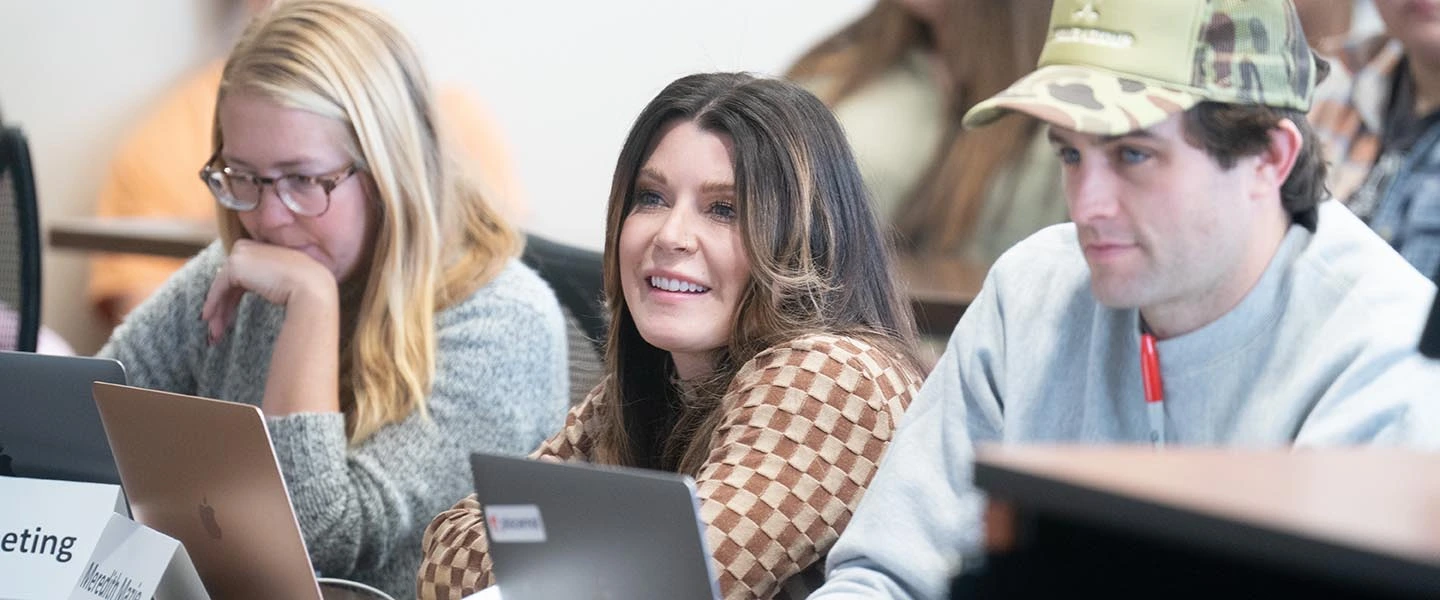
[{"xmin": 417, "ymin": 72, "xmax": 926, "ymax": 600}]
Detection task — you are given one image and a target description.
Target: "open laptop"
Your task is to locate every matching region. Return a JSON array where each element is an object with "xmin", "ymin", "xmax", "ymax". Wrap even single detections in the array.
[
  {"xmin": 92, "ymin": 382, "xmax": 391, "ymax": 600},
  {"xmin": 0, "ymin": 351, "xmax": 126, "ymax": 484},
  {"xmin": 469, "ymin": 452, "xmax": 721, "ymax": 600}
]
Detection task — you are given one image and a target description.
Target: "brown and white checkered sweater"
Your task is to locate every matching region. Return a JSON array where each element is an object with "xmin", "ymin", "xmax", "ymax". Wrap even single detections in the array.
[{"xmin": 416, "ymin": 333, "xmax": 922, "ymax": 600}]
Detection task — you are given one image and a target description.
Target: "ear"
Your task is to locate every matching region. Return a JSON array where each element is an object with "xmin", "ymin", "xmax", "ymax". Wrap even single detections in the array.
[{"xmin": 1252, "ymin": 118, "xmax": 1302, "ymax": 199}]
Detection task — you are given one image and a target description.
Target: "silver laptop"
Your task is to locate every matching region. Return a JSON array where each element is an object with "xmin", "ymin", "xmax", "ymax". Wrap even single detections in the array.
[
  {"xmin": 469, "ymin": 452, "xmax": 721, "ymax": 600},
  {"xmin": 92, "ymin": 382, "xmax": 391, "ymax": 600},
  {"xmin": 0, "ymin": 351, "xmax": 126, "ymax": 484}
]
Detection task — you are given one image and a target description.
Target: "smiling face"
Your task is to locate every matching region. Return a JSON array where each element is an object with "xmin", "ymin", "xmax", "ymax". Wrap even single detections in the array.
[
  {"xmin": 618, "ymin": 120, "xmax": 751, "ymax": 380},
  {"xmin": 1048, "ymin": 113, "xmax": 1267, "ymax": 332},
  {"xmin": 218, "ymin": 90, "xmax": 374, "ymax": 282}
]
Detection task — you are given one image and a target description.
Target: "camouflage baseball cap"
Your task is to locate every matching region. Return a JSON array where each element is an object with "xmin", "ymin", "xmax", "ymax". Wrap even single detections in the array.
[{"xmin": 962, "ymin": 0, "xmax": 1318, "ymax": 135}]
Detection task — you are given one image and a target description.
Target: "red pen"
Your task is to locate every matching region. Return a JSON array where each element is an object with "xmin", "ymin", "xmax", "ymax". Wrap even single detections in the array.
[{"xmin": 1139, "ymin": 332, "xmax": 1165, "ymax": 448}]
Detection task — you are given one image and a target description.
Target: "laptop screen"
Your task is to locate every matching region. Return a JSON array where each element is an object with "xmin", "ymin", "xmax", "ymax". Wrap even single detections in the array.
[
  {"xmin": 469, "ymin": 452, "xmax": 721, "ymax": 600},
  {"xmin": 0, "ymin": 351, "xmax": 126, "ymax": 484}
]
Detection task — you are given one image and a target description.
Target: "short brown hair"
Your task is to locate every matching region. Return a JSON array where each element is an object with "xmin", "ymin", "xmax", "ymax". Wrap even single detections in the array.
[{"xmin": 1181, "ymin": 101, "xmax": 1329, "ymax": 231}]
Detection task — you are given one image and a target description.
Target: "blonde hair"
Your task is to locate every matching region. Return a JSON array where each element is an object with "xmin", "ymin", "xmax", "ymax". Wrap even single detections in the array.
[{"xmin": 214, "ymin": 0, "xmax": 519, "ymax": 443}]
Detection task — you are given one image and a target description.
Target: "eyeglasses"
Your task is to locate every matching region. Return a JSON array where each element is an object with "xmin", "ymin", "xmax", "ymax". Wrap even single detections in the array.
[{"xmin": 198, "ymin": 150, "xmax": 359, "ymax": 218}]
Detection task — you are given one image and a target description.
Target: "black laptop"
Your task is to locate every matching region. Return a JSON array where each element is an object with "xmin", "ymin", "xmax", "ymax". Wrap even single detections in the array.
[{"xmin": 0, "ymin": 351, "xmax": 126, "ymax": 484}]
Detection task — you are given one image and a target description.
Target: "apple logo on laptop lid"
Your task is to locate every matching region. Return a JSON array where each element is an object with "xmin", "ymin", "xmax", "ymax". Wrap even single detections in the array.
[{"xmin": 199, "ymin": 496, "xmax": 222, "ymax": 540}]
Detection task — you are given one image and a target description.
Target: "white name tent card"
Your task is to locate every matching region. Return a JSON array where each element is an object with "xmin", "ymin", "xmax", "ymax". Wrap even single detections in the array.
[
  {"xmin": 0, "ymin": 477, "xmax": 125, "ymax": 599},
  {"xmin": 461, "ymin": 586, "xmax": 503, "ymax": 600},
  {"xmin": 68, "ymin": 513, "xmax": 209, "ymax": 600}
]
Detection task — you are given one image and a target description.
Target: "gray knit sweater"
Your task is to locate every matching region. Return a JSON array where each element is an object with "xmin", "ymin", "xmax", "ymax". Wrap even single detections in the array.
[{"xmin": 99, "ymin": 242, "xmax": 570, "ymax": 599}]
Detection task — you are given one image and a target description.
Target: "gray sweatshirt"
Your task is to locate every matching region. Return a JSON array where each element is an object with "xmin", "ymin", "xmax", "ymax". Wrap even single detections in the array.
[
  {"xmin": 812, "ymin": 201, "xmax": 1440, "ymax": 599},
  {"xmin": 99, "ymin": 243, "xmax": 569, "ymax": 599}
]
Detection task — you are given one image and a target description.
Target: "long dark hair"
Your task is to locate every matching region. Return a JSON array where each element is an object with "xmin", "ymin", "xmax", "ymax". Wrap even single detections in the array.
[{"xmin": 593, "ymin": 72, "xmax": 922, "ymax": 473}]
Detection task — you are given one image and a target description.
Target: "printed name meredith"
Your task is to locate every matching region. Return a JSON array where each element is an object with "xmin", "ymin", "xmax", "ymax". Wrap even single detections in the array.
[{"xmin": 78, "ymin": 562, "xmax": 146, "ymax": 600}]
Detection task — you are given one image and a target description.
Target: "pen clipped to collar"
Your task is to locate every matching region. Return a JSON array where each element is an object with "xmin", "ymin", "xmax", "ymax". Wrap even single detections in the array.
[{"xmin": 1139, "ymin": 332, "xmax": 1165, "ymax": 448}]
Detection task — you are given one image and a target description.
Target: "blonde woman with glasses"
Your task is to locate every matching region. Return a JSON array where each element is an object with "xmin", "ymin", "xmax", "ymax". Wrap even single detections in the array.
[{"xmin": 98, "ymin": 1, "xmax": 568, "ymax": 596}]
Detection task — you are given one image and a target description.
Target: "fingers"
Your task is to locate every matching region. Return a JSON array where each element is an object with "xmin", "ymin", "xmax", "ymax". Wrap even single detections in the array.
[
  {"xmin": 199, "ymin": 239, "xmax": 338, "ymax": 345},
  {"xmin": 203, "ymin": 264, "xmax": 233, "ymax": 343},
  {"xmin": 200, "ymin": 265, "xmax": 225, "ymax": 323},
  {"xmin": 201, "ymin": 262, "xmax": 243, "ymax": 345}
]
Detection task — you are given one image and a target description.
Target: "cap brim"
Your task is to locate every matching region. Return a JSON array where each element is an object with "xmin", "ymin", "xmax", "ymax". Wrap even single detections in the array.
[{"xmin": 962, "ymin": 65, "xmax": 1203, "ymax": 136}]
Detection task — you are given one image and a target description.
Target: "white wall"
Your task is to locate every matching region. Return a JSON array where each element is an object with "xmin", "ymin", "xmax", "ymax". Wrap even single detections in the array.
[{"xmin": 0, "ymin": 0, "xmax": 870, "ymax": 353}]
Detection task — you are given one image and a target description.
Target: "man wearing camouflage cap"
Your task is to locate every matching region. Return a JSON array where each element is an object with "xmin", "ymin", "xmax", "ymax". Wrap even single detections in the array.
[{"xmin": 810, "ymin": 1, "xmax": 1440, "ymax": 598}]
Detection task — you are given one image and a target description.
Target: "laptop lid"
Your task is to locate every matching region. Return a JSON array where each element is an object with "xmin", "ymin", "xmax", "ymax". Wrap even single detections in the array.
[
  {"xmin": 469, "ymin": 452, "xmax": 721, "ymax": 600},
  {"xmin": 0, "ymin": 351, "xmax": 125, "ymax": 484},
  {"xmin": 92, "ymin": 382, "xmax": 323, "ymax": 600}
]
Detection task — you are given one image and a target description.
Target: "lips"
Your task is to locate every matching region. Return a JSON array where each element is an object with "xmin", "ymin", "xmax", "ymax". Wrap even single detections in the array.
[
  {"xmin": 1082, "ymin": 241, "xmax": 1137, "ymax": 261},
  {"xmin": 648, "ymin": 275, "xmax": 710, "ymax": 293}
]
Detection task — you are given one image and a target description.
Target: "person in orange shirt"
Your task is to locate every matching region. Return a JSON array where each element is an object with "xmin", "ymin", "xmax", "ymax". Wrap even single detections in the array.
[{"xmin": 90, "ymin": 56, "xmax": 526, "ymax": 325}]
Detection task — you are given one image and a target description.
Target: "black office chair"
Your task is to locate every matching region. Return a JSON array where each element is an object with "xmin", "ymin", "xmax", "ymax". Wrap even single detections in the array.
[
  {"xmin": 521, "ymin": 234, "xmax": 606, "ymax": 405},
  {"xmin": 0, "ymin": 120, "xmax": 41, "ymax": 353}
]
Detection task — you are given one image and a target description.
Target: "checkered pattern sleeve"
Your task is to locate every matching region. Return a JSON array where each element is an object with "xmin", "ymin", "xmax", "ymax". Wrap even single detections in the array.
[
  {"xmin": 700, "ymin": 334, "xmax": 920, "ymax": 599},
  {"xmin": 415, "ymin": 384, "xmax": 604, "ymax": 600}
]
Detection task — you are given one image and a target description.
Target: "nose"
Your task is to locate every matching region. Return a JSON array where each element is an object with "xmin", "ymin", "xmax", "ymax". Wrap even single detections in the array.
[
  {"xmin": 252, "ymin": 182, "xmax": 296, "ymax": 227},
  {"xmin": 1065, "ymin": 161, "xmax": 1121, "ymax": 225},
  {"xmin": 653, "ymin": 202, "xmax": 697, "ymax": 253}
]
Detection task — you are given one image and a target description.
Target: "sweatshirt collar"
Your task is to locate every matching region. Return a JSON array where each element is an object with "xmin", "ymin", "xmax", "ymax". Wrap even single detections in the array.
[{"xmin": 1144, "ymin": 222, "xmax": 1311, "ymax": 374}]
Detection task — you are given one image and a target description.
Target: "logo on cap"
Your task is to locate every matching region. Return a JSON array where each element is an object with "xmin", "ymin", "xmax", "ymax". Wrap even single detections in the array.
[{"xmin": 1072, "ymin": 0, "xmax": 1101, "ymax": 24}]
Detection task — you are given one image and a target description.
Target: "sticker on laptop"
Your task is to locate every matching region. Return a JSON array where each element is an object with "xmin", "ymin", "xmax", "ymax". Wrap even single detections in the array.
[{"xmin": 483, "ymin": 505, "xmax": 547, "ymax": 543}]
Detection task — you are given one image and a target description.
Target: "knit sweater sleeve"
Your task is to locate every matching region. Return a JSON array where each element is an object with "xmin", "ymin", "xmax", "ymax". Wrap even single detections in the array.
[
  {"xmin": 415, "ymin": 385, "xmax": 604, "ymax": 600},
  {"xmin": 268, "ymin": 261, "xmax": 569, "ymax": 594},
  {"xmin": 700, "ymin": 334, "xmax": 918, "ymax": 599}
]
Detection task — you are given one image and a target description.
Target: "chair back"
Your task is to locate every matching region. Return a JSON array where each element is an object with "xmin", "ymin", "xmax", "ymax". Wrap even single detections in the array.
[
  {"xmin": 521, "ymin": 234, "xmax": 606, "ymax": 404},
  {"xmin": 0, "ymin": 123, "xmax": 41, "ymax": 352}
]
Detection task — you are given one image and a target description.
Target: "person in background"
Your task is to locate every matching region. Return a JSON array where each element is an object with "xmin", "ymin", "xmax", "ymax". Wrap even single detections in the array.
[
  {"xmin": 785, "ymin": 0, "xmax": 1060, "ymax": 263},
  {"xmin": 88, "ymin": 0, "xmax": 526, "ymax": 327},
  {"xmin": 416, "ymin": 72, "xmax": 926, "ymax": 600},
  {"xmin": 97, "ymin": 1, "xmax": 568, "ymax": 596},
  {"xmin": 1311, "ymin": 0, "xmax": 1440, "ymax": 280},
  {"xmin": 812, "ymin": 1, "xmax": 1440, "ymax": 598},
  {"xmin": 1294, "ymin": 0, "xmax": 1357, "ymax": 44}
]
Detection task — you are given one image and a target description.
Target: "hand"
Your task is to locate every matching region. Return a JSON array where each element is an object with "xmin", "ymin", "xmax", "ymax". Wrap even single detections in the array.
[{"xmin": 201, "ymin": 239, "xmax": 339, "ymax": 345}]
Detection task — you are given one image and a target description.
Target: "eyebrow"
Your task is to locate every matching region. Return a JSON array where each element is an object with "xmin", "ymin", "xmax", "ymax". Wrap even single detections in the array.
[
  {"xmin": 636, "ymin": 168, "xmax": 735, "ymax": 194},
  {"xmin": 1046, "ymin": 126, "xmax": 1158, "ymax": 146},
  {"xmin": 701, "ymin": 181, "xmax": 735, "ymax": 195},
  {"xmin": 636, "ymin": 168, "xmax": 666, "ymax": 186},
  {"xmin": 221, "ymin": 155, "xmax": 329, "ymax": 172}
]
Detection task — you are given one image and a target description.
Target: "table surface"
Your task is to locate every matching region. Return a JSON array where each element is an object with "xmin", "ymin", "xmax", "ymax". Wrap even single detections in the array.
[
  {"xmin": 895, "ymin": 253, "xmax": 986, "ymax": 335},
  {"xmin": 48, "ymin": 216, "xmax": 216, "ymax": 259},
  {"xmin": 975, "ymin": 446, "xmax": 1440, "ymax": 595}
]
